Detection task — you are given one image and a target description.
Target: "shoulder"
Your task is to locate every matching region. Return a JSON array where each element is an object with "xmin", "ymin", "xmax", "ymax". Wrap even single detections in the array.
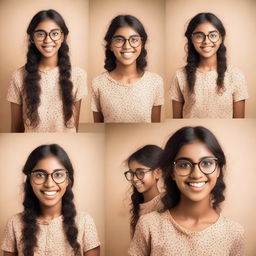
[
  {"xmin": 144, "ymin": 71, "xmax": 163, "ymax": 83},
  {"xmin": 71, "ymin": 66, "xmax": 87, "ymax": 78},
  {"xmin": 226, "ymin": 66, "xmax": 245, "ymax": 80},
  {"xmin": 5, "ymin": 213, "xmax": 23, "ymax": 228},
  {"xmin": 76, "ymin": 212, "xmax": 95, "ymax": 226},
  {"xmin": 92, "ymin": 72, "xmax": 109, "ymax": 89},
  {"xmin": 139, "ymin": 210, "xmax": 167, "ymax": 225},
  {"xmin": 174, "ymin": 67, "xmax": 186, "ymax": 77},
  {"xmin": 11, "ymin": 66, "xmax": 26, "ymax": 82},
  {"xmin": 220, "ymin": 216, "xmax": 245, "ymax": 236}
]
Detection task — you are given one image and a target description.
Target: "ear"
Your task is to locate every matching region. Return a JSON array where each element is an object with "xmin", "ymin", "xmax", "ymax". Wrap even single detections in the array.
[{"xmin": 153, "ymin": 168, "xmax": 162, "ymax": 180}]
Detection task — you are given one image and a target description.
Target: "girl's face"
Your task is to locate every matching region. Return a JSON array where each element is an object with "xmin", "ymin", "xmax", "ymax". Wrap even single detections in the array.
[
  {"xmin": 110, "ymin": 26, "xmax": 142, "ymax": 68},
  {"xmin": 128, "ymin": 160, "xmax": 160, "ymax": 194},
  {"xmin": 172, "ymin": 141, "xmax": 220, "ymax": 203},
  {"xmin": 30, "ymin": 156, "xmax": 69, "ymax": 210},
  {"xmin": 191, "ymin": 21, "xmax": 222, "ymax": 60},
  {"xmin": 33, "ymin": 19, "xmax": 64, "ymax": 59}
]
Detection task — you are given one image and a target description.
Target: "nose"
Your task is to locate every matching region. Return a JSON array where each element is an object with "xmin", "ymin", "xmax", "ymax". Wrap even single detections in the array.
[
  {"xmin": 123, "ymin": 39, "xmax": 131, "ymax": 49},
  {"xmin": 189, "ymin": 164, "xmax": 203, "ymax": 179},
  {"xmin": 44, "ymin": 34, "xmax": 53, "ymax": 43},
  {"xmin": 44, "ymin": 174, "xmax": 55, "ymax": 187},
  {"xmin": 203, "ymin": 35, "xmax": 211, "ymax": 44}
]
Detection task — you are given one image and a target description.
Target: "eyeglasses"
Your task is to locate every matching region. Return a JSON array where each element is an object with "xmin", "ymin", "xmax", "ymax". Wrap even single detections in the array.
[
  {"xmin": 33, "ymin": 29, "xmax": 63, "ymax": 42},
  {"xmin": 124, "ymin": 168, "xmax": 153, "ymax": 181},
  {"xmin": 111, "ymin": 35, "xmax": 142, "ymax": 48},
  {"xmin": 191, "ymin": 31, "xmax": 220, "ymax": 43},
  {"xmin": 173, "ymin": 157, "xmax": 218, "ymax": 177},
  {"xmin": 30, "ymin": 169, "xmax": 68, "ymax": 185}
]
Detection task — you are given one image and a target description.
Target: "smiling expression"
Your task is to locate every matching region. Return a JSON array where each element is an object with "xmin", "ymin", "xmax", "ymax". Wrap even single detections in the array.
[
  {"xmin": 33, "ymin": 19, "xmax": 64, "ymax": 60},
  {"xmin": 110, "ymin": 26, "xmax": 142, "ymax": 68},
  {"xmin": 30, "ymin": 156, "xmax": 69, "ymax": 209},
  {"xmin": 191, "ymin": 22, "xmax": 222, "ymax": 60},
  {"xmin": 172, "ymin": 141, "xmax": 220, "ymax": 203},
  {"xmin": 128, "ymin": 160, "xmax": 159, "ymax": 194}
]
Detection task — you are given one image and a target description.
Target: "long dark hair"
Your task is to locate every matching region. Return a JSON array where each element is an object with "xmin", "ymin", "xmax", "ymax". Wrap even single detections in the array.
[
  {"xmin": 160, "ymin": 126, "xmax": 226, "ymax": 211},
  {"xmin": 126, "ymin": 145, "xmax": 163, "ymax": 236},
  {"xmin": 104, "ymin": 15, "xmax": 148, "ymax": 72},
  {"xmin": 185, "ymin": 13, "xmax": 227, "ymax": 93},
  {"xmin": 24, "ymin": 9, "xmax": 74, "ymax": 127},
  {"xmin": 21, "ymin": 144, "xmax": 80, "ymax": 256}
]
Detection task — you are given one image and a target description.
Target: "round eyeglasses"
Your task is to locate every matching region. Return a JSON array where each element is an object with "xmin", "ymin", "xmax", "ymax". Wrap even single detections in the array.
[
  {"xmin": 33, "ymin": 29, "xmax": 63, "ymax": 42},
  {"xmin": 111, "ymin": 35, "xmax": 142, "ymax": 48},
  {"xmin": 124, "ymin": 168, "xmax": 153, "ymax": 181},
  {"xmin": 191, "ymin": 31, "xmax": 220, "ymax": 43},
  {"xmin": 173, "ymin": 158, "xmax": 218, "ymax": 177},
  {"xmin": 30, "ymin": 169, "xmax": 68, "ymax": 185}
]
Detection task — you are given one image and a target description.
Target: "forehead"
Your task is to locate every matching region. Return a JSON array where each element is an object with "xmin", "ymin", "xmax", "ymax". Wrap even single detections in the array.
[
  {"xmin": 193, "ymin": 21, "xmax": 218, "ymax": 33},
  {"xmin": 113, "ymin": 25, "xmax": 139, "ymax": 37},
  {"xmin": 33, "ymin": 156, "xmax": 65, "ymax": 173},
  {"xmin": 35, "ymin": 19, "xmax": 61, "ymax": 31},
  {"xmin": 128, "ymin": 160, "xmax": 148, "ymax": 171},
  {"xmin": 175, "ymin": 141, "xmax": 215, "ymax": 160}
]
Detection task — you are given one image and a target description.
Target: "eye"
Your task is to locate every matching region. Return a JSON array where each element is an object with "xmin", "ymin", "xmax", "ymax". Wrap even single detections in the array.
[
  {"xmin": 201, "ymin": 159, "xmax": 214, "ymax": 167},
  {"xmin": 130, "ymin": 37, "xmax": 140, "ymax": 43},
  {"xmin": 35, "ymin": 31, "xmax": 45, "ymax": 37},
  {"xmin": 53, "ymin": 171, "xmax": 65, "ymax": 178},
  {"xmin": 34, "ymin": 171, "xmax": 46, "ymax": 178},
  {"xmin": 51, "ymin": 31, "xmax": 60, "ymax": 36},
  {"xmin": 209, "ymin": 32, "xmax": 218, "ymax": 39},
  {"xmin": 113, "ymin": 37, "xmax": 124, "ymax": 43},
  {"xmin": 177, "ymin": 161, "xmax": 191, "ymax": 169}
]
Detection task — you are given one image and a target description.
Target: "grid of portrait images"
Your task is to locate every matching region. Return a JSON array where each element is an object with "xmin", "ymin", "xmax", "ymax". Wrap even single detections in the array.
[{"xmin": 0, "ymin": 0, "xmax": 255, "ymax": 255}]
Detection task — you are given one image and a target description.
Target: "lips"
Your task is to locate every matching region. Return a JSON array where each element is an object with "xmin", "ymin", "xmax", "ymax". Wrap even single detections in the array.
[
  {"xmin": 188, "ymin": 182, "xmax": 206, "ymax": 188},
  {"xmin": 121, "ymin": 52, "xmax": 134, "ymax": 59},
  {"xmin": 41, "ymin": 190, "xmax": 58, "ymax": 197},
  {"xmin": 42, "ymin": 45, "xmax": 55, "ymax": 53},
  {"xmin": 200, "ymin": 46, "xmax": 213, "ymax": 53},
  {"xmin": 133, "ymin": 181, "xmax": 144, "ymax": 189}
]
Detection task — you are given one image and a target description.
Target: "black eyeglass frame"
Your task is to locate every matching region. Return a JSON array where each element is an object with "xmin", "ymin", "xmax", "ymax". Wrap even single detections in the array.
[
  {"xmin": 173, "ymin": 157, "xmax": 218, "ymax": 177},
  {"xmin": 29, "ymin": 169, "xmax": 69, "ymax": 185},
  {"xmin": 32, "ymin": 29, "xmax": 63, "ymax": 42},
  {"xmin": 191, "ymin": 31, "xmax": 220, "ymax": 43},
  {"xmin": 124, "ymin": 168, "xmax": 153, "ymax": 181},
  {"xmin": 111, "ymin": 35, "xmax": 143, "ymax": 48}
]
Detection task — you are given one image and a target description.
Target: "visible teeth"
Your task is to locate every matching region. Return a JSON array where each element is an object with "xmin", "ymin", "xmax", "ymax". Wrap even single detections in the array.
[
  {"xmin": 43, "ymin": 191, "xmax": 57, "ymax": 195},
  {"xmin": 189, "ymin": 182, "xmax": 206, "ymax": 188},
  {"xmin": 201, "ymin": 47, "xmax": 212, "ymax": 52},
  {"xmin": 122, "ymin": 52, "xmax": 133, "ymax": 57},
  {"xmin": 135, "ymin": 182, "xmax": 143, "ymax": 186}
]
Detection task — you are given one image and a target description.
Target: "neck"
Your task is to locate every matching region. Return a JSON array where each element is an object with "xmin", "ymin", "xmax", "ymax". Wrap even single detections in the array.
[
  {"xmin": 199, "ymin": 54, "xmax": 217, "ymax": 71},
  {"xmin": 113, "ymin": 61, "xmax": 140, "ymax": 78},
  {"xmin": 39, "ymin": 202, "xmax": 62, "ymax": 220},
  {"xmin": 39, "ymin": 55, "xmax": 58, "ymax": 71},
  {"xmin": 143, "ymin": 184, "xmax": 160, "ymax": 203},
  {"xmin": 173, "ymin": 195, "xmax": 213, "ymax": 221}
]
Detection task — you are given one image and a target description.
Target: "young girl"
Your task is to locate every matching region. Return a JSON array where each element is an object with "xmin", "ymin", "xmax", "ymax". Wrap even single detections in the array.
[
  {"xmin": 7, "ymin": 10, "xmax": 87, "ymax": 132},
  {"xmin": 170, "ymin": 13, "xmax": 248, "ymax": 118},
  {"xmin": 1, "ymin": 144, "xmax": 100, "ymax": 256},
  {"xmin": 128, "ymin": 126, "xmax": 245, "ymax": 255},
  {"xmin": 124, "ymin": 145, "xmax": 163, "ymax": 236},
  {"xmin": 91, "ymin": 15, "xmax": 164, "ymax": 123}
]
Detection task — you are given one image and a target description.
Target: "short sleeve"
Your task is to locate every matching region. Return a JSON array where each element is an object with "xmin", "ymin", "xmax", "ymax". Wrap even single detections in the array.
[
  {"xmin": 232, "ymin": 68, "xmax": 248, "ymax": 102},
  {"xmin": 229, "ymin": 225, "xmax": 245, "ymax": 256},
  {"xmin": 82, "ymin": 214, "xmax": 100, "ymax": 252},
  {"xmin": 91, "ymin": 78, "xmax": 101, "ymax": 112},
  {"xmin": 128, "ymin": 216, "xmax": 150, "ymax": 256},
  {"xmin": 1, "ymin": 216, "xmax": 18, "ymax": 253},
  {"xmin": 153, "ymin": 76, "xmax": 164, "ymax": 106},
  {"xmin": 169, "ymin": 72, "xmax": 184, "ymax": 103},
  {"xmin": 73, "ymin": 67, "xmax": 87, "ymax": 102},
  {"xmin": 6, "ymin": 69, "xmax": 23, "ymax": 105}
]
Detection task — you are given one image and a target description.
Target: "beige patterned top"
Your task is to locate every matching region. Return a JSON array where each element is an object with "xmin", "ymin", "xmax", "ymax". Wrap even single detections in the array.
[
  {"xmin": 7, "ymin": 66, "xmax": 87, "ymax": 132},
  {"xmin": 1, "ymin": 212, "xmax": 100, "ymax": 256},
  {"xmin": 139, "ymin": 194, "xmax": 163, "ymax": 216},
  {"xmin": 128, "ymin": 210, "xmax": 245, "ymax": 256},
  {"xmin": 169, "ymin": 66, "xmax": 248, "ymax": 118},
  {"xmin": 91, "ymin": 71, "xmax": 164, "ymax": 123}
]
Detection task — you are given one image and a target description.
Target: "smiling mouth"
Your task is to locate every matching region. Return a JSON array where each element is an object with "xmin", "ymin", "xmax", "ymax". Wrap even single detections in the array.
[
  {"xmin": 187, "ymin": 182, "xmax": 207, "ymax": 188},
  {"xmin": 200, "ymin": 46, "xmax": 214, "ymax": 52},
  {"xmin": 42, "ymin": 45, "xmax": 55, "ymax": 52},
  {"xmin": 121, "ymin": 52, "xmax": 134, "ymax": 58},
  {"xmin": 41, "ymin": 190, "xmax": 58, "ymax": 196}
]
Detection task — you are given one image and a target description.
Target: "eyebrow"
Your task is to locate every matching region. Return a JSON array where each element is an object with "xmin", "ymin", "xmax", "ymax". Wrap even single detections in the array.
[
  {"xmin": 31, "ymin": 168, "xmax": 65, "ymax": 174},
  {"xmin": 193, "ymin": 30, "xmax": 218, "ymax": 34},
  {"xmin": 34, "ymin": 28, "xmax": 61, "ymax": 32},
  {"xmin": 112, "ymin": 34, "xmax": 140, "ymax": 38},
  {"xmin": 174, "ymin": 156, "xmax": 216, "ymax": 162}
]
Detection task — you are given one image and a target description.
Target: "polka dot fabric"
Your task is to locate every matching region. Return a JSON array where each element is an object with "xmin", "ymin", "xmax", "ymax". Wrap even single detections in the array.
[
  {"xmin": 139, "ymin": 194, "xmax": 163, "ymax": 216},
  {"xmin": 169, "ymin": 66, "xmax": 248, "ymax": 118},
  {"xmin": 91, "ymin": 71, "xmax": 164, "ymax": 123},
  {"xmin": 1, "ymin": 212, "xmax": 100, "ymax": 255},
  {"xmin": 6, "ymin": 66, "xmax": 87, "ymax": 132},
  {"xmin": 128, "ymin": 211, "xmax": 245, "ymax": 256}
]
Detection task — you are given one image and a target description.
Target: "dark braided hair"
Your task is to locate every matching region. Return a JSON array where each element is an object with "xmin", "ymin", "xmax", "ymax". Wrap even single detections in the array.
[
  {"xmin": 126, "ymin": 145, "xmax": 163, "ymax": 237},
  {"xmin": 160, "ymin": 126, "xmax": 226, "ymax": 212},
  {"xmin": 185, "ymin": 13, "xmax": 227, "ymax": 93},
  {"xmin": 104, "ymin": 15, "xmax": 148, "ymax": 72},
  {"xmin": 24, "ymin": 9, "xmax": 74, "ymax": 128},
  {"xmin": 22, "ymin": 144, "xmax": 80, "ymax": 256}
]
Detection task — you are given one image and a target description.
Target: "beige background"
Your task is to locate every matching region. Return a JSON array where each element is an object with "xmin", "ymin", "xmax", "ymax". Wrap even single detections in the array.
[
  {"xmin": 0, "ymin": 132, "xmax": 105, "ymax": 256},
  {"xmin": 104, "ymin": 120, "xmax": 256, "ymax": 256},
  {"xmin": 0, "ymin": 0, "xmax": 89, "ymax": 132},
  {"xmin": 87, "ymin": 0, "xmax": 166, "ymax": 122},
  {"xmin": 165, "ymin": 0, "xmax": 256, "ymax": 119}
]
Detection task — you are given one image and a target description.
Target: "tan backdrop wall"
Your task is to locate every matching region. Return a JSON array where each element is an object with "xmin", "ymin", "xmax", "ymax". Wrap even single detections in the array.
[
  {"xmin": 105, "ymin": 120, "xmax": 256, "ymax": 256},
  {"xmin": 0, "ymin": 0, "xmax": 89, "ymax": 132},
  {"xmin": 165, "ymin": 0, "xmax": 256, "ymax": 119},
  {"xmin": 87, "ymin": 0, "xmax": 166, "ymax": 122},
  {"xmin": 0, "ymin": 132, "xmax": 105, "ymax": 256}
]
